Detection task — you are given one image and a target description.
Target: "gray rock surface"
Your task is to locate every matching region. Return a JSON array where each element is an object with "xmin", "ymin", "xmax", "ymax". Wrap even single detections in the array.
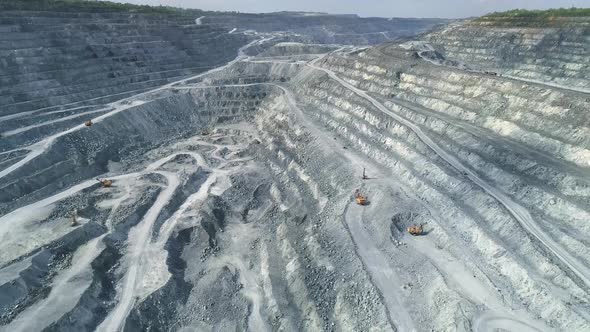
[{"xmin": 425, "ymin": 18, "xmax": 590, "ymax": 90}]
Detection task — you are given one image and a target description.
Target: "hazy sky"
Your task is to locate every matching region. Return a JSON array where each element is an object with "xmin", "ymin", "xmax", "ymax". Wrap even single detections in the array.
[{"xmin": 114, "ymin": 0, "xmax": 590, "ymax": 18}]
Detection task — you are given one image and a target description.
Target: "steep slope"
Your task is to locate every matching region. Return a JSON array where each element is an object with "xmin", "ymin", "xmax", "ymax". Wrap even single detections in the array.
[
  {"xmin": 302, "ymin": 44, "xmax": 590, "ymax": 330},
  {"xmin": 424, "ymin": 11, "xmax": 590, "ymax": 90}
]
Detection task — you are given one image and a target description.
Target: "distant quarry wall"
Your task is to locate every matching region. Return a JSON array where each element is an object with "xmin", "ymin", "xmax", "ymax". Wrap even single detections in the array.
[
  {"xmin": 202, "ymin": 13, "xmax": 448, "ymax": 45},
  {"xmin": 0, "ymin": 10, "xmax": 248, "ymax": 118},
  {"xmin": 425, "ymin": 17, "xmax": 590, "ymax": 90}
]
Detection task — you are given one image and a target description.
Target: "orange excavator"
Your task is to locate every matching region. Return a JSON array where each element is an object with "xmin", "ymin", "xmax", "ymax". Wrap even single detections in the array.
[
  {"xmin": 407, "ymin": 224, "xmax": 424, "ymax": 236},
  {"xmin": 354, "ymin": 189, "xmax": 368, "ymax": 205},
  {"xmin": 97, "ymin": 178, "xmax": 112, "ymax": 188}
]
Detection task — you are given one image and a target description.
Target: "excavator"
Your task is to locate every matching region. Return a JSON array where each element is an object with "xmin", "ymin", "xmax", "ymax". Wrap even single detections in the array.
[
  {"xmin": 97, "ymin": 178, "xmax": 112, "ymax": 187},
  {"xmin": 407, "ymin": 223, "xmax": 424, "ymax": 236},
  {"xmin": 84, "ymin": 120, "xmax": 93, "ymax": 127},
  {"xmin": 354, "ymin": 189, "xmax": 368, "ymax": 205}
]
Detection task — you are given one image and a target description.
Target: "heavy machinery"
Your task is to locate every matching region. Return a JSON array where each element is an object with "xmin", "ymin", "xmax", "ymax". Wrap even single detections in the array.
[
  {"xmin": 71, "ymin": 209, "xmax": 79, "ymax": 227},
  {"xmin": 97, "ymin": 178, "xmax": 113, "ymax": 187},
  {"xmin": 407, "ymin": 224, "xmax": 424, "ymax": 236},
  {"xmin": 354, "ymin": 189, "xmax": 368, "ymax": 205},
  {"xmin": 84, "ymin": 120, "xmax": 93, "ymax": 127}
]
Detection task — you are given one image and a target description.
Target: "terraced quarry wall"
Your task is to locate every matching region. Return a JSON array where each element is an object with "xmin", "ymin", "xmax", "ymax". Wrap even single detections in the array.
[
  {"xmin": 202, "ymin": 12, "xmax": 448, "ymax": 45},
  {"xmin": 424, "ymin": 17, "xmax": 590, "ymax": 90},
  {"xmin": 301, "ymin": 48, "xmax": 590, "ymax": 329},
  {"xmin": 0, "ymin": 10, "xmax": 249, "ymax": 119},
  {"xmin": 0, "ymin": 6, "xmax": 589, "ymax": 332}
]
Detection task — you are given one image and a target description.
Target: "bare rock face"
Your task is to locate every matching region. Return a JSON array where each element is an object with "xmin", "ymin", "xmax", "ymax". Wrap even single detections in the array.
[
  {"xmin": 425, "ymin": 17, "xmax": 590, "ymax": 90},
  {"xmin": 0, "ymin": 10, "xmax": 249, "ymax": 120},
  {"xmin": 0, "ymin": 5, "xmax": 589, "ymax": 332}
]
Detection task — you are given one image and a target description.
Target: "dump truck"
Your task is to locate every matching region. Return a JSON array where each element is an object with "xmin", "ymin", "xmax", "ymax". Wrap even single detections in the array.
[{"xmin": 354, "ymin": 190, "xmax": 367, "ymax": 205}]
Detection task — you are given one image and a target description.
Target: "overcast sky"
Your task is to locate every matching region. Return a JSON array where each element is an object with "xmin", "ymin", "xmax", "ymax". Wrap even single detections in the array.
[{"xmin": 114, "ymin": 0, "xmax": 590, "ymax": 18}]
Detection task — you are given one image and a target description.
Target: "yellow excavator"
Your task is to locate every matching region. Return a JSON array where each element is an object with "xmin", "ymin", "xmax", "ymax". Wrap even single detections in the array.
[
  {"xmin": 97, "ymin": 178, "xmax": 112, "ymax": 188},
  {"xmin": 407, "ymin": 224, "xmax": 424, "ymax": 236},
  {"xmin": 354, "ymin": 189, "xmax": 368, "ymax": 205}
]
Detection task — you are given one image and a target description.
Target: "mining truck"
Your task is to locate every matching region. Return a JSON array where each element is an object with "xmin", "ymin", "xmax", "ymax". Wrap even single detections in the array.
[{"xmin": 354, "ymin": 190, "xmax": 367, "ymax": 205}]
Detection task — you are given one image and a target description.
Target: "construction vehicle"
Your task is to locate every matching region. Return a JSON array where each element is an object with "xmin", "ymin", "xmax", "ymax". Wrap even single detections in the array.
[
  {"xmin": 71, "ymin": 209, "xmax": 79, "ymax": 227},
  {"xmin": 97, "ymin": 178, "xmax": 112, "ymax": 188},
  {"xmin": 407, "ymin": 224, "xmax": 424, "ymax": 236},
  {"xmin": 354, "ymin": 189, "xmax": 368, "ymax": 205},
  {"xmin": 362, "ymin": 168, "xmax": 368, "ymax": 180},
  {"xmin": 84, "ymin": 120, "xmax": 93, "ymax": 127}
]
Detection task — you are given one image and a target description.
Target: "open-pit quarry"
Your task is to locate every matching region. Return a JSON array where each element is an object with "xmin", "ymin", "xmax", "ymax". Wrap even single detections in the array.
[{"xmin": 0, "ymin": 4, "xmax": 589, "ymax": 332}]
